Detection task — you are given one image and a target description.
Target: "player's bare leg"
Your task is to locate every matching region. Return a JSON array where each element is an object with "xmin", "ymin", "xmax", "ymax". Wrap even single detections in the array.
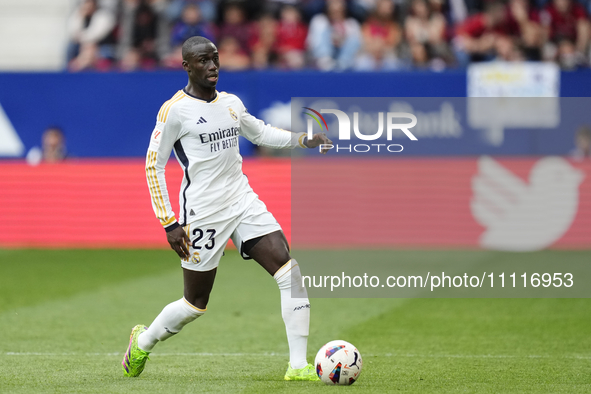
[
  {"xmin": 246, "ymin": 230, "xmax": 318, "ymax": 381},
  {"xmin": 245, "ymin": 230, "xmax": 290, "ymax": 275},
  {"xmin": 183, "ymin": 267, "xmax": 217, "ymax": 309}
]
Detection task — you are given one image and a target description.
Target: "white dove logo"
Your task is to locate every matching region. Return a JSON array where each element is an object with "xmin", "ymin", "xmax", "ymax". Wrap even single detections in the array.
[{"xmin": 471, "ymin": 156, "xmax": 584, "ymax": 251}]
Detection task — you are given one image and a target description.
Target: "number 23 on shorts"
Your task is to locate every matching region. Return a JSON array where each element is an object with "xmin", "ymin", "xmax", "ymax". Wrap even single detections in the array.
[{"xmin": 191, "ymin": 228, "xmax": 216, "ymax": 250}]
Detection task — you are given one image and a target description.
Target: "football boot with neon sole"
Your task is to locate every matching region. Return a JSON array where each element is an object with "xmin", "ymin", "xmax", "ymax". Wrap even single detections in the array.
[
  {"xmin": 122, "ymin": 324, "xmax": 150, "ymax": 377},
  {"xmin": 284, "ymin": 362, "xmax": 320, "ymax": 381}
]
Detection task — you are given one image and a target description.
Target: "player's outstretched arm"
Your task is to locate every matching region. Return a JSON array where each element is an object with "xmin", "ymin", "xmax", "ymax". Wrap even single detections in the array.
[
  {"xmin": 235, "ymin": 96, "xmax": 333, "ymax": 153},
  {"xmin": 240, "ymin": 116, "xmax": 333, "ymax": 153},
  {"xmin": 235, "ymin": 100, "xmax": 310, "ymax": 149}
]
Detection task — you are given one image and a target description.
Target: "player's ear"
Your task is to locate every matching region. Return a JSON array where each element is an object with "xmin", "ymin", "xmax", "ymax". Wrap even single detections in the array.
[{"xmin": 182, "ymin": 60, "xmax": 190, "ymax": 72}]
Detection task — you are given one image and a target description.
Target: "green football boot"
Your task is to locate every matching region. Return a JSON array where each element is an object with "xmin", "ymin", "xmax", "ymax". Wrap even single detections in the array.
[
  {"xmin": 122, "ymin": 324, "xmax": 150, "ymax": 377},
  {"xmin": 284, "ymin": 362, "xmax": 320, "ymax": 381}
]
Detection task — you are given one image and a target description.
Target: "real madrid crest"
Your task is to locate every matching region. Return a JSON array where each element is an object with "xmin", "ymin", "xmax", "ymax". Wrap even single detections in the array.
[
  {"xmin": 190, "ymin": 251, "xmax": 201, "ymax": 264},
  {"xmin": 181, "ymin": 251, "xmax": 201, "ymax": 264},
  {"xmin": 229, "ymin": 107, "xmax": 238, "ymax": 122}
]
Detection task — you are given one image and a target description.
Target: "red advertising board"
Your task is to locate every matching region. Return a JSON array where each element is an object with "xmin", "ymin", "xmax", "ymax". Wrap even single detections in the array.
[
  {"xmin": 0, "ymin": 158, "xmax": 589, "ymax": 250},
  {"xmin": 0, "ymin": 159, "xmax": 290, "ymax": 249}
]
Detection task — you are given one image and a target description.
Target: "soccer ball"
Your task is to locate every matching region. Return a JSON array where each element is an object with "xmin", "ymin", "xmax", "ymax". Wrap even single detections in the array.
[{"xmin": 314, "ymin": 340, "xmax": 362, "ymax": 385}]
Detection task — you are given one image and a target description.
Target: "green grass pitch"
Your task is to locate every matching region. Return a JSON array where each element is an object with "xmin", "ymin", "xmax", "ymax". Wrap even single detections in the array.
[{"xmin": 0, "ymin": 249, "xmax": 590, "ymax": 393}]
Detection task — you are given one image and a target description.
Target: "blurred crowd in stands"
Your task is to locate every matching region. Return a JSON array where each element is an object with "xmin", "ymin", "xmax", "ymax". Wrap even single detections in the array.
[{"xmin": 66, "ymin": 0, "xmax": 591, "ymax": 72}]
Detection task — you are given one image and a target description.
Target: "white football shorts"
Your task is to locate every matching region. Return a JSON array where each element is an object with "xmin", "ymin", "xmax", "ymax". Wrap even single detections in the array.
[{"xmin": 180, "ymin": 192, "xmax": 282, "ymax": 272}]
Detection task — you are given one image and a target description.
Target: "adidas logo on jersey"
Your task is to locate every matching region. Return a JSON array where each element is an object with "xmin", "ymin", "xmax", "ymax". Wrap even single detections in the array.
[
  {"xmin": 190, "ymin": 209, "xmax": 196, "ymax": 216},
  {"xmin": 196, "ymin": 117, "xmax": 207, "ymax": 124}
]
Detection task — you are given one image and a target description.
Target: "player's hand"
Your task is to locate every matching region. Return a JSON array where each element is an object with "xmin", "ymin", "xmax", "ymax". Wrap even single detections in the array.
[
  {"xmin": 167, "ymin": 226, "xmax": 191, "ymax": 259},
  {"xmin": 305, "ymin": 133, "xmax": 333, "ymax": 154}
]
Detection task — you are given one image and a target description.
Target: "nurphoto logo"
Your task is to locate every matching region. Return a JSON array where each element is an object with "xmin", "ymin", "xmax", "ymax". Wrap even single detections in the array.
[{"xmin": 303, "ymin": 107, "xmax": 418, "ymax": 153}]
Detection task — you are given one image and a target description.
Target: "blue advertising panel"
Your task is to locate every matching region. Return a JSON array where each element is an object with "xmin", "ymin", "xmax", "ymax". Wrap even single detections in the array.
[
  {"xmin": 0, "ymin": 70, "xmax": 589, "ymax": 158},
  {"xmin": 291, "ymin": 97, "xmax": 591, "ymax": 157}
]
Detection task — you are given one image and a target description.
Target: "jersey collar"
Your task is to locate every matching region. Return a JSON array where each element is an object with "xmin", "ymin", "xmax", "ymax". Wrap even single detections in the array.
[{"xmin": 182, "ymin": 89, "xmax": 219, "ymax": 103}]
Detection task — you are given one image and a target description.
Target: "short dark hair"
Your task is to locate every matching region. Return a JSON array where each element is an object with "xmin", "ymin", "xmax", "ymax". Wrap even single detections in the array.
[
  {"xmin": 44, "ymin": 125, "xmax": 64, "ymax": 136},
  {"xmin": 182, "ymin": 36, "xmax": 214, "ymax": 60}
]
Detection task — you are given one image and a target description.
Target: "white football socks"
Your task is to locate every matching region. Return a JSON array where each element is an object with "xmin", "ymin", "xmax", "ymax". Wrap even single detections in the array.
[
  {"xmin": 138, "ymin": 298, "xmax": 205, "ymax": 352},
  {"xmin": 137, "ymin": 261, "xmax": 310, "ymax": 367},
  {"xmin": 274, "ymin": 259, "xmax": 311, "ymax": 370}
]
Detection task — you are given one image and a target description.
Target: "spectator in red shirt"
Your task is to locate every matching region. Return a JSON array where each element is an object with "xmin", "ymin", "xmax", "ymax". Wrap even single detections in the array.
[
  {"xmin": 506, "ymin": 0, "xmax": 544, "ymax": 60},
  {"xmin": 275, "ymin": 5, "xmax": 308, "ymax": 69},
  {"xmin": 219, "ymin": 3, "xmax": 251, "ymax": 55},
  {"xmin": 541, "ymin": 0, "xmax": 590, "ymax": 59},
  {"xmin": 249, "ymin": 13, "xmax": 278, "ymax": 69},
  {"xmin": 454, "ymin": 1, "xmax": 509, "ymax": 63},
  {"xmin": 354, "ymin": 0, "xmax": 403, "ymax": 70}
]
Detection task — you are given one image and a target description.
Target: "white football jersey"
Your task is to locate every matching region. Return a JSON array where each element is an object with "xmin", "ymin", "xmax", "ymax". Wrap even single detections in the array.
[{"xmin": 146, "ymin": 89, "xmax": 306, "ymax": 230}]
